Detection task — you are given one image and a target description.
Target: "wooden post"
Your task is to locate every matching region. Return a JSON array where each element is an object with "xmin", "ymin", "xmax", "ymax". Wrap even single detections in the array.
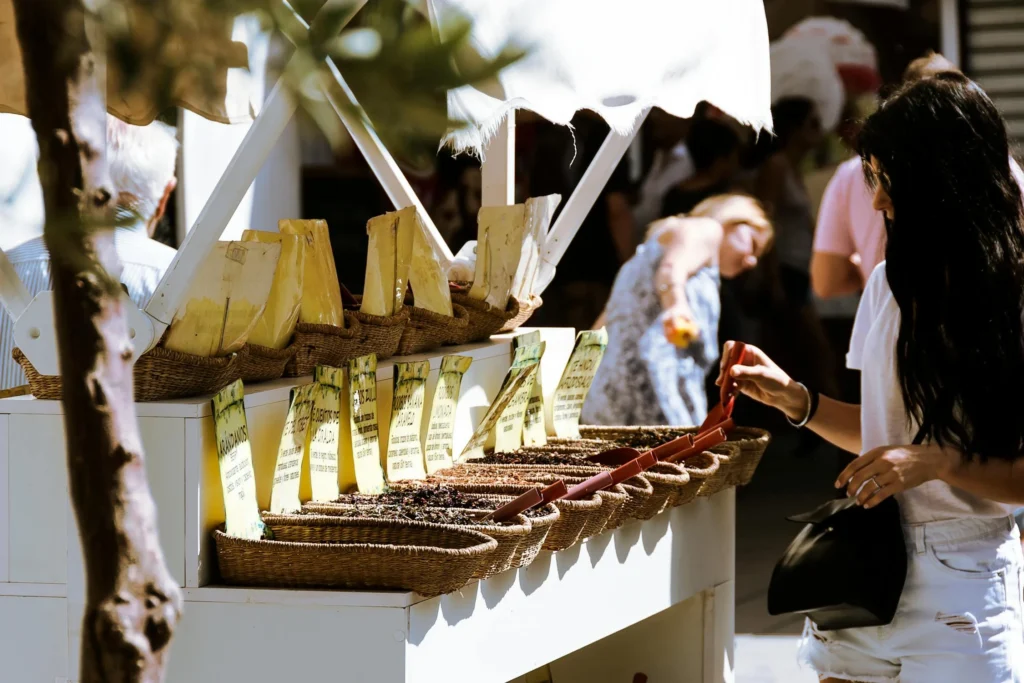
[
  {"xmin": 12, "ymin": 1, "xmax": 182, "ymax": 681},
  {"xmin": 482, "ymin": 116, "xmax": 516, "ymax": 206}
]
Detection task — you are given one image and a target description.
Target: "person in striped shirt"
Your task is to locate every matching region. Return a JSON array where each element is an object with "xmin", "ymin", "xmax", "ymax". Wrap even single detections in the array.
[{"xmin": 0, "ymin": 116, "xmax": 178, "ymax": 390}]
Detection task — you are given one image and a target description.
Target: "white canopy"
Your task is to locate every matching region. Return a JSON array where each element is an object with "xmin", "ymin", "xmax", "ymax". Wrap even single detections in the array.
[{"xmin": 428, "ymin": 0, "xmax": 774, "ymax": 155}]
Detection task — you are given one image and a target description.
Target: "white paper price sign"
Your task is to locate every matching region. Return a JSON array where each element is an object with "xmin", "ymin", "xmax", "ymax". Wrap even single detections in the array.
[{"xmin": 552, "ymin": 329, "xmax": 609, "ymax": 438}]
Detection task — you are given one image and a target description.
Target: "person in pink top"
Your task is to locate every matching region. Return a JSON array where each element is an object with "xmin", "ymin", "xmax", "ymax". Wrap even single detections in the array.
[{"xmin": 813, "ymin": 51, "xmax": 1024, "ymax": 298}]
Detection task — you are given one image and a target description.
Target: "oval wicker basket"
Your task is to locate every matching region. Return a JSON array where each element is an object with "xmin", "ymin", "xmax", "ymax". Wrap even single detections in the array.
[
  {"xmin": 446, "ymin": 290, "xmax": 520, "ymax": 345},
  {"xmin": 238, "ymin": 340, "xmax": 299, "ymax": 383},
  {"xmin": 14, "ymin": 344, "xmax": 242, "ymax": 402},
  {"xmin": 395, "ymin": 303, "xmax": 470, "ymax": 356},
  {"xmin": 214, "ymin": 517, "xmax": 497, "ymax": 596},
  {"xmin": 443, "ymin": 481, "xmax": 600, "ymax": 552},
  {"xmin": 498, "ymin": 294, "xmax": 543, "ymax": 333},
  {"xmin": 694, "ymin": 443, "xmax": 739, "ymax": 498},
  {"xmin": 671, "ymin": 452, "xmax": 719, "ymax": 507},
  {"xmin": 295, "ymin": 503, "xmax": 530, "ymax": 579}
]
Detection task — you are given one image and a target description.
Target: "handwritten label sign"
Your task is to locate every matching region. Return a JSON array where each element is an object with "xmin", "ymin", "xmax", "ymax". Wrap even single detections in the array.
[
  {"xmin": 459, "ymin": 364, "xmax": 538, "ymax": 461},
  {"xmin": 514, "ymin": 332, "xmax": 547, "ymax": 447},
  {"xmin": 552, "ymin": 329, "xmax": 609, "ymax": 438},
  {"xmin": 309, "ymin": 366, "xmax": 344, "ymax": 502},
  {"xmin": 269, "ymin": 384, "xmax": 315, "ymax": 513},
  {"xmin": 212, "ymin": 380, "xmax": 266, "ymax": 539},
  {"xmin": 348, "ymin": 354, "xmax": 386, "ymax": 493},
  {"xmin": 495, "ymin": 341, "xmax": 544, "ymax": 452},
  {"xmin": 386, "ymin": 361, "xmax": 429, "ymax": 481},
  {"xmin": 424, "ymin": 355, "xmax": 472, "ymax": 474}
]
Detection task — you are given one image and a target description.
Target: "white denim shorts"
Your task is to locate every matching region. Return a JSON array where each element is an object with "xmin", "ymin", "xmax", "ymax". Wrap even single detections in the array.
[{"xmin": 799, "ymin": 515, "xmax": 1024, "ymax": 683}]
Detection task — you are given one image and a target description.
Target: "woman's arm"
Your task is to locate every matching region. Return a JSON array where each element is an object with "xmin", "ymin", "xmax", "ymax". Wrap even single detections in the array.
[
  {"xmin": 652, "ymin": 216, "xmax": 722, "ymax": 312},
  {"xmin": 807, "ymin": 396, "xmax": 862, "ymax": 455},
  {"xmin": 717, "ymin": 341, "xmax": 861, "ymax": 454},
  {"xmin": 939, "ymin": 453, "xmax": 1024, "ymax": 505}
]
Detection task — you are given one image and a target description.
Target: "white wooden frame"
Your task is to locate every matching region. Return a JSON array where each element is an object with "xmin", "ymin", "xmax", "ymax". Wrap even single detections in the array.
[{"xmin": 1, "ymin": 0, "xmax": 646, "ymax": 372}]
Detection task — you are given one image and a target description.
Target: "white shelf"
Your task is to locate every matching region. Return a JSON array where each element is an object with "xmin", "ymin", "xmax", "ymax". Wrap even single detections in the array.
[
  {"xmin": 0, "ymin": 334, "xmax": 536, "ymax": 419},
  {"xmin": 167, "ymin": 492, "xmax": 735, "ymax": 683}
]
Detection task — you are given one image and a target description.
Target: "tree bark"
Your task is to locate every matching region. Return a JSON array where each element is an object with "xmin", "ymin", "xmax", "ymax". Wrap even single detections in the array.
[{"xmin": 12, "ymin": 2, "xmax": 182, "ymax": 681}]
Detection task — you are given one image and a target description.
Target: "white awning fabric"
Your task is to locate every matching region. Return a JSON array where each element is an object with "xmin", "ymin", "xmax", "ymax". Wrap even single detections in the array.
[{"xmin": 429, "ymin": 0, "xmax": 774, "ymax": 155}]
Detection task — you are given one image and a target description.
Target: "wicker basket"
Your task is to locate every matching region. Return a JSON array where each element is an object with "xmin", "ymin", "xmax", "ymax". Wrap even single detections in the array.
[
  {"xmin": 694, "ymin": 443, "xmax": 739, "ymax": 498},
  {"xmin": 446, "ymin": 482, "xmax": 600, "ymax": 552},
  {"xmin": 672, "ymin": 452, "xmax": 719, "ymax": 507},
  {"xmin": 284, "ymin": 315, "xmax": 362, "ymax": 377},
  {"xmin": 498, "ymin": 294, "xmax": 543, "ymax": 333},
  {"xmin": 446, "ymin": 291, "xmax": 520, "ymax": 345},
  {"xmin": 497, "ymin": 463, "xmax": 653, "ymax": 530},
  {"xmin": 14, "ymin": 345, "xmax": 242, "ymax": 402},
  {"xmin": 526, "ymin": 473, "xmax": 627, "ymax": 538},
  {"xmin": 395, "ymin": 303, "xmax": 470, "ymax": 356},
  {"xmin": 239, "ymin": 341, "xmax": 299, "ymax": 383},
  {"xmin": 213, "ymin": 518, "xmax": 496, "ymax": 596},
  {"xmin": 347, "ymin": 306, "xmax": 410, "ymax": 360},
  {"xmin": 643, "ymin": 463, "xmax": 690, "ymax": 515},
  {"xmin": 511, "ymin": 503, "xmax": 559, "ymax": 568},
  {"xmin": 296, "ymin": 503, "xmax": 530, "ymax": 579},
  {"xmin": 579, "ymin": 424, "xmax": 771, "ymax": 487}
]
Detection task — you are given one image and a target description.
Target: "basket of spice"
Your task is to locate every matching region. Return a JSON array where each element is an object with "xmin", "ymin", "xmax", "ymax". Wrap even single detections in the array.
[
  {"xmin": 577, "ymin": 425, "xmax": 770, "ymax": 488},
  {"xmin": 384, "ymin": 482, "xmax": 561, "ymax": 569},
  {"xmin": 467, "ymin": 452, "xmax": 655, "ymax": 529},
  {"xmin": 213, "ymin": 518, "xmax": 496, "ymax": 596},
  {"xmin": 300, "ymin": 486, "xmax": 532, "ymax": 579},
  {"xmin": 431, "ymin": 470, "xmax": 602, "ymax": 552}
]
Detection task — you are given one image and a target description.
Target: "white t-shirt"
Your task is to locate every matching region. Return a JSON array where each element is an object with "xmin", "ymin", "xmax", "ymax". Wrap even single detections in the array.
[{"xmin": 847, "ymin": 262, "xmax": 1015, "ymax": 524}]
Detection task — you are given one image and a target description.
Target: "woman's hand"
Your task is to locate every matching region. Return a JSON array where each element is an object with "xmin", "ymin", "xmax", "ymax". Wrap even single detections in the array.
[
  {"xmin": 715, "ymin": 341, "xmax": 809, "ymax": 420},
  {"xmin": 837, "ymin": 445, "xmax": 954, "ymax": 508}
]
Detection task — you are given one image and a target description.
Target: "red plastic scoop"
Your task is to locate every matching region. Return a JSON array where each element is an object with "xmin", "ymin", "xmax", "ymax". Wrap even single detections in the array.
[
  {"xmin": 562, "ymin": 471, "xmax": 614, "ymax": 501},
  {"xmin": 698, "ymin": 342, "xmax": 747, "ymax": 435},
  {"xmin": 664, "ymin": 428, "xmax": 727, "ymax": 464},
  {"xmin": 540, "ymin": 480, "xmax": 568, "ymax": 504},
  {"xmin": 484, "ymin": 487, "xmax": 543, "ymax": 523}
]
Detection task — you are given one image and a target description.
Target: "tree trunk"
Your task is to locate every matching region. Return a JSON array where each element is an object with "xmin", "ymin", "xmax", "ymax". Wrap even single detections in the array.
[{"xmin": 12, "ymin": 2, "xmax": 182, "ymax": 681}]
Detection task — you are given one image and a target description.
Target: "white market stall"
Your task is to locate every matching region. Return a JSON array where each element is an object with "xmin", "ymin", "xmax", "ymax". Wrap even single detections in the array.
[{"xmin": 0, "ymin": 1, "xmax": 771, "ymax": 681}]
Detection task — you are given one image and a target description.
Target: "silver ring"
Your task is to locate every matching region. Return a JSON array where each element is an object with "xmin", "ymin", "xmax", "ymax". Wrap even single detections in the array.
[{"xmin": 869, "ymin": 477, "xmax": 881, "ymax": 491}]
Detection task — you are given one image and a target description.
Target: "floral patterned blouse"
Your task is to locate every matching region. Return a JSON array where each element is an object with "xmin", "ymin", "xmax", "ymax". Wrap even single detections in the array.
[{"xmin": 582, "ymin": 238, "xmax": 721, "ymax": 427}]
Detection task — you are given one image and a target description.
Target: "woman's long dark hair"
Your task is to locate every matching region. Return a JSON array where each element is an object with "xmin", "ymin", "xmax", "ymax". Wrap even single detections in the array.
[{"xmin": 858, "ymin": 72, "xmax": 1024, "ymax": 461}]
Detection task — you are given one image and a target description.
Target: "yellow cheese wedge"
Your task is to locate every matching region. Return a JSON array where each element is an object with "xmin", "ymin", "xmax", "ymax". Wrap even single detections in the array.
[
  {"xmin": 164, "ymin": 241, "xmax": 281, "ymax": 357},
  {"xmin": 279, "ymin": 219, "xmax": 345, "ymax": 328},
  {"xmin": 469, "ymin": 204, "xmax": 527, "ymax": 310},
  {"xmin": 242, "ymin": 230, "xmax": 305, "ymax": 349},
  {"xmin": 361, "ymin": 209, "xmax": 414, "ymax": 316}
]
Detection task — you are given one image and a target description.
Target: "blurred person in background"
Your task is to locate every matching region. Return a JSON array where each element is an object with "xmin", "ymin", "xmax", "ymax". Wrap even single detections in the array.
[
  {"xmin": 0, "ymin": 114, "xmax": 44, "ymax": 251},
  {"xmin": 661, "ymin": 112, "xmax": 742, "ymax": 218},
  {"xmin": 0, "ymin": 116, "xmax": 178, "ymax": 390},
  {"xmin": 584, "ymin": 194, "xmax": 772, "ymax": 426},
  {"xmin": 754, "ymin": 97, "xmax": 823, "ymax": 305},
  {"xmin": 632, "ymin": 108, "xmax": 695, "ymax": 233}
]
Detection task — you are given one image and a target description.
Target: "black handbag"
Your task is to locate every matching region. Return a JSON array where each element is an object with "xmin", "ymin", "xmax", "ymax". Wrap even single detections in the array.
[{"xmin": 766, "ymin": 428, "xmax": 925, "ymax": 631}]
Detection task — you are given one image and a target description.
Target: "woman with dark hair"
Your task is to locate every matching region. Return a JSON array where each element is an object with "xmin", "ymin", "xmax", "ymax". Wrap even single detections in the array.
[
  {"xmin": 660, "ymin": 115, "xmax": 741, "ymax": 218},
  {"xmin": 721, "ymin": 73, "xmax": 1024, "ymax": 681}
]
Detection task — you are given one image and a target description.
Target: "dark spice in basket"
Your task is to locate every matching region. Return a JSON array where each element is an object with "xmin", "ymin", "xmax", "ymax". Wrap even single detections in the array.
[
  {"xmin": 333, "ymin": 484, "xmax": 556, "ymax": 519},
  {"xmin": 476, "ymin": 451, "xmax": 588, "ymax": 466},
  {"xmin": 320, "ymin": 504, "xmax": 496, "ymax": 526}
]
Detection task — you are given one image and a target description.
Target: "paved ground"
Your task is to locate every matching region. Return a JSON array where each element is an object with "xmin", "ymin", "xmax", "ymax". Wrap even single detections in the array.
[{"xmin": 733, "ymin": 427, "xmax": 841, "ymax": 682}]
